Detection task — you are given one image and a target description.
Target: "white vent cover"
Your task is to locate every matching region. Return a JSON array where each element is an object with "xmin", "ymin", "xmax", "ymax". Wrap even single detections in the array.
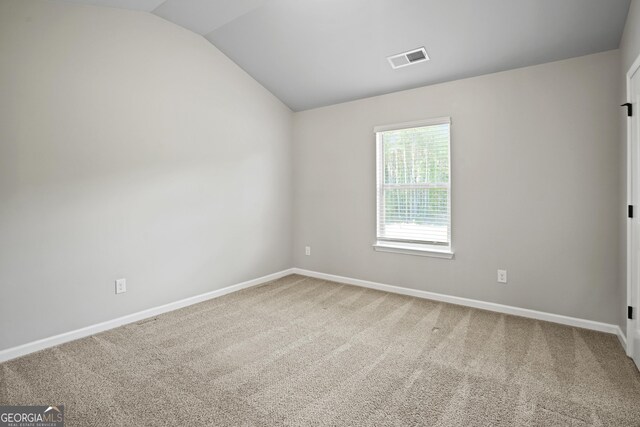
[{"xmin": 387, "ymin": 47, "xmax": 429, "ymax": 69}]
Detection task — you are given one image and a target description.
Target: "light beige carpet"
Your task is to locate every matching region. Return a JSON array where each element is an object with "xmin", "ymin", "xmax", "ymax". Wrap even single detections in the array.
[{"xmin": 1, "ymin": 274, "xmax": 639, "ymax": 426}]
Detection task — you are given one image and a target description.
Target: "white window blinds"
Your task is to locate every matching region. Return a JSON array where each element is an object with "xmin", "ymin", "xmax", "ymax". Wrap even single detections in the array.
[{"xmin": 376, "ymin": 118, "xmax": 451, "ymax": 247}]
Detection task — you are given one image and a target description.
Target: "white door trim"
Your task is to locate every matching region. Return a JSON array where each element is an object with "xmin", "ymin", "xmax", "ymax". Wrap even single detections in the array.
[{"xmin": 626, "ymin": 52, "xmax": 640, "ymax": 359}]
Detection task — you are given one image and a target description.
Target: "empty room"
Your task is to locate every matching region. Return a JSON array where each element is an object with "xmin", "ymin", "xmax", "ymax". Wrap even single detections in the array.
[{"xmin": 2, "ymin": 0, "xmax": 640, "ymax": 425}]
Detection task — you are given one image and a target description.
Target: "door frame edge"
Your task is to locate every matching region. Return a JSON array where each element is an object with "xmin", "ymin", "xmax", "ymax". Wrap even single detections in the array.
[{"xmin": 626, "ymin": 52, "xmax": 640, "ymax": 358}]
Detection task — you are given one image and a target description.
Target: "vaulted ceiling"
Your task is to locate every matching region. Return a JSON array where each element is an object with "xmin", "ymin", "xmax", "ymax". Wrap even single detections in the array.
[{"xmin": 60, "ymin": 0, "xmax": 631, "ymax": 111}]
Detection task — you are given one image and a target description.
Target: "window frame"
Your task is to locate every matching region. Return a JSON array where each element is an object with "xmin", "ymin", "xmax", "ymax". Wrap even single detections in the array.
[{"xmin": 373, "ymin": 117, "xmax": 454, "ymax": 259}]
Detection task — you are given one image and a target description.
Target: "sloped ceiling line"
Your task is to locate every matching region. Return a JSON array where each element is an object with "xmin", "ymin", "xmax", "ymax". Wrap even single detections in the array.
[
  {"xmin": 56, "ymin": 0, "xmax": 631, "ymax": 111},
  {"xmin": 151, "ymin": 0, "xmax": 269, "ymax": 35}
]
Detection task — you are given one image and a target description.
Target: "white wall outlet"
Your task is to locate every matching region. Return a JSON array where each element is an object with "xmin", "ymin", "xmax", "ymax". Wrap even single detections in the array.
[
  {"xmin": 497, "ymin": 269, "xmax": 507, "ymax": 283},
  {"xmin": 305, "ymin": 246, "xmax": 311, "ymax": 256},
  {"xmin": 115, "ymin": 278, "xmax": 127, "ymax": 294}
]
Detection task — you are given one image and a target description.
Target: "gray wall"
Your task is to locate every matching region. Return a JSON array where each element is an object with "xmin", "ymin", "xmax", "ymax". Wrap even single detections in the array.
[
  {"xmin": 622, "ymin": 0, "xmax": 640, "ymax": 73},
  {"xmin": 619, "ymin": 0, "xmax": 640, "ymax": 334},
  {"xmin": 293, "ymin": 50, "xmax": 622, "ymax": 326},
  {"xmin": 0, "ymin": 0, "xmax": 627, "ymax": 351},
  {"xmin": 0, "ymin": 0, "xmax": 293, "ymax": 350}
]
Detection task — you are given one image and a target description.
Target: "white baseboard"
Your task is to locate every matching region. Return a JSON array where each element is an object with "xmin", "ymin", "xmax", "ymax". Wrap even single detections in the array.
[
  {"xmin": 292, "ymin": 268, "xmax": 624, "ymax": 337},
  {"xmin": 1, "ymin": 267, "xmax": 627, "ymax": 363},
  {"xmin": 0, "ymin": 268, "xmax": 295, "ymax": 363},
  {"xmin": 616, "ymin": 326, "xmax": 627, "ymax": 352}
]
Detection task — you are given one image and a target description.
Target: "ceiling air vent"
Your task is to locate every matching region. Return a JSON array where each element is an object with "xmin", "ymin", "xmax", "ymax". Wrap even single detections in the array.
[{"xmin": 387, "ymin": 47, "xmax": 429, "ymax": 69}]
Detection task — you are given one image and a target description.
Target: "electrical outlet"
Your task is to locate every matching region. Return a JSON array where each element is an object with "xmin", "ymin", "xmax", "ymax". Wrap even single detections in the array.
[
  {"xmin": 497, "ymin": 270, "xmax": 507, "ymax": 283},
  {"xmin": 305, "ymin": 246, "xmax": 311, "ymax": 256},
  {"xmin": 115, "ymin": 278, "xmax": 127, "ymax": 294}
]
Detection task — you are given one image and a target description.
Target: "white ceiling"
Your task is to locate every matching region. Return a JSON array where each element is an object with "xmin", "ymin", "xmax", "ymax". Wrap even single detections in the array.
[
  {"xmin": 60, "ymin": 0, "xmax": 166, "ymax": 11},
  {"xmin": 59, "ymin": 0, "xmax": 631, "ymax": 111},
  {"xmin": 153, "ymin": 0, "xmax": 268, "ymax": 35}
]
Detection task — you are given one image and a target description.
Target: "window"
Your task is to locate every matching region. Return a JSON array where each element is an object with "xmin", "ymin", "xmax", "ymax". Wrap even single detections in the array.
[{"xmin": 374, "ymin": 118, "xmax": 452, "ymax": 258}]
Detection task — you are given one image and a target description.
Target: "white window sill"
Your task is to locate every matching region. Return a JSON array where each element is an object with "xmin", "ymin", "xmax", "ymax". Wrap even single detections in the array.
[{"xmin": 373, "ymin": 241, "xmax": 454, "ymax": 259}]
